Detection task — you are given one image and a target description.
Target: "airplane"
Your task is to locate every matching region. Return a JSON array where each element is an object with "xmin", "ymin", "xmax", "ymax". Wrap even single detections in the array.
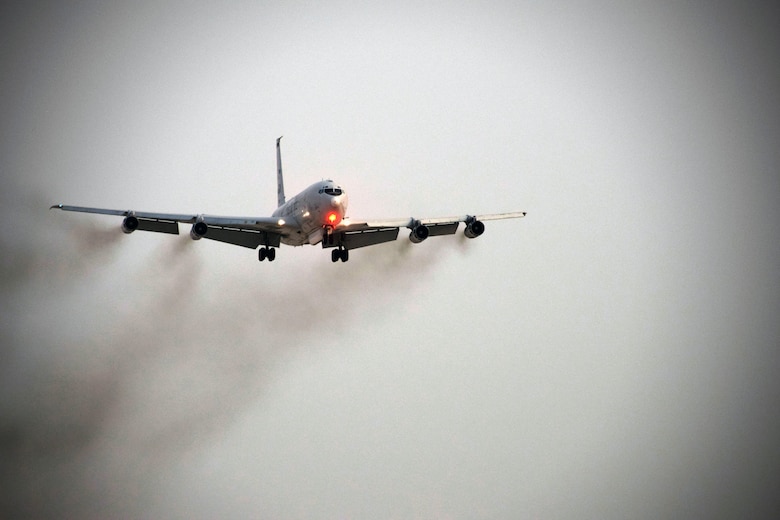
[{"xmin": 50, "ymin": 137, "xmax": 526, "ymax": 263}]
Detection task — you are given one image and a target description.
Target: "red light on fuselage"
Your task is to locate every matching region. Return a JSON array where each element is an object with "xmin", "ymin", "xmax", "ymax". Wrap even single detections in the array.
[{"xmin": 327, "ymin": 212, "xmax": 338, "ymax": 225}]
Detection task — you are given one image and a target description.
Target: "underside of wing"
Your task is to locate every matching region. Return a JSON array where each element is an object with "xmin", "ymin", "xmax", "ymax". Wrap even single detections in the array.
[
  {"xmin": 329, "ymin": 210, "xmax": 526, "ymax": 249},
  {"xmin": 196, "ymin": 215, "xmax": 295, "ymax": 247},
  {"xmin": 196, "ymin": 225, "xmax": 282, "ymax": 248},
  {"xmin": 50, "ymin": 205, "xmax": 292, "ymax": 248}
]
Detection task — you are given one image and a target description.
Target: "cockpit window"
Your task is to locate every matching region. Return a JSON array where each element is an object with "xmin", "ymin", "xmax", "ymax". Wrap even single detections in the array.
[{"xmin": 323, "ymin": 187, "xmax": 342, "ymax": 196}]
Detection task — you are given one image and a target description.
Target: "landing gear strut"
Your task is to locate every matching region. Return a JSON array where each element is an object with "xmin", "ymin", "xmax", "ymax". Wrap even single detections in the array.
[
  {"xmin": 258, "ymin": 247, "xmax": 276, "ymax": 262},
  {"xmin": 331, "ymin": 247, "xmax": 349, "ymax": 263}
]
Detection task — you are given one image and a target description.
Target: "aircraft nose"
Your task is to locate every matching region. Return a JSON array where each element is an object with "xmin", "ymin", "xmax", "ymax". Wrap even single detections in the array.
[{"xmin": 330, "ymin": 197, "xmax": 341, "ymax": 208}]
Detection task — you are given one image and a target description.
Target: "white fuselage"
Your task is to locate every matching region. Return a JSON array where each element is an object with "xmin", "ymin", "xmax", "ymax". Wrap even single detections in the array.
[{"xmin": 271, "ymin": 179, "xmax": 348, "ymax": 246}]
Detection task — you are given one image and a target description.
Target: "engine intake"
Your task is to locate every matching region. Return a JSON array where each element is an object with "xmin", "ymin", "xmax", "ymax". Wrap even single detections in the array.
[
  {"xmin": 409, "ymin": 223, "xmax": 429, "ymax": 243},
  {"xmin": 464, "ymin": 219, "xmax": 485, "ymax": 238},
  {"xmin": 122, "ymin": 215, "xmax": 139, "ymax": 234},
  {"xmin": 190, "ymin": 221, "xmax": 208, "ymax": 240}
]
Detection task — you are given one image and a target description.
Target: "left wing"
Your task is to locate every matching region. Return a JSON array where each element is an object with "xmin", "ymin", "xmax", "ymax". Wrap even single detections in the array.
[
  {"xmin": 49, "ymin": 204, "xmax": 296, "ymax": 249},
  {"xmin": 329, "ymin": 211, "xmax": 527, "ymax": 250}
]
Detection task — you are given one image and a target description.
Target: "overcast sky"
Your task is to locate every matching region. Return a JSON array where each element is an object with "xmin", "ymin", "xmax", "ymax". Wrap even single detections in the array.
[{"xmin": 2, "ymin": 1, "xmax": 779, "ymax": 518}]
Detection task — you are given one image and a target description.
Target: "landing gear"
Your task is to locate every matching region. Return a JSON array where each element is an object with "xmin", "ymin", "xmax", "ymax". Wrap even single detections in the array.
[
  {"xmin": 258, "ymin": 247, "xmax": 276, "ymax": 262},
  {"xmin": 331, "ymin": 247, "xmax": 349, "ymax": 263}
]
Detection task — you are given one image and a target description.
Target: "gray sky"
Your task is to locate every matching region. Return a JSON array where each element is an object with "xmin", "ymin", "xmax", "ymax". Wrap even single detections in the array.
[{"xmin": 2, "ymin": 1, "xmax": 779, "ymax": 518}]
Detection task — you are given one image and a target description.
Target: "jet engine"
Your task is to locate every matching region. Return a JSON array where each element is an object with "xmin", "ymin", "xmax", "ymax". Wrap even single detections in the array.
[
  {"xmin": 464, "ymin": 219, "xmax": 485, "ymax": 238},
  {"xmin": 190, "ymin": 221, "xmax": 208, "ymax": 240},
  {"xmin": 409, "ymin": 223, "xmax": 429, "ymax": 243},
  {"xmin": 122, "ymin": 215, "xmax": 139, "ymax": 234}
]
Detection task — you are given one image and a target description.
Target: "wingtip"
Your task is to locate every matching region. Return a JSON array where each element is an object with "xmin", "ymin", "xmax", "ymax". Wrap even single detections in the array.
[{"xmin": 49, "ymin": 204, "xmax": 62, "ymax": 210}]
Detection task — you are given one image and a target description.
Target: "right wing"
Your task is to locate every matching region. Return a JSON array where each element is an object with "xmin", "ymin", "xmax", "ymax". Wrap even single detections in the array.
[
  {"xmin": 330, "ymin": 211, "xmax": 527, "ymax": 249},
  {"xmin": 49, "ymin": 204, "xmax": 297, "ymax": 249}
]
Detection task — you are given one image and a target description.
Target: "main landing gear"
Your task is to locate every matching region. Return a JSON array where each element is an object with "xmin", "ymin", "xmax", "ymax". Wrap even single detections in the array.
[
  {"xmin": 331, "ymin": 247, "xmax": 349, "ymax": 263},
  {"xmin": 258, "ymin": 247, "xmax": 276, "ymax": 262}
]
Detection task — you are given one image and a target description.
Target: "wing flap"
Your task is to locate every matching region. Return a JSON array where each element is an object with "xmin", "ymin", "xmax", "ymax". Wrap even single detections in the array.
[
  {"xmin": 331, "ymin": 227, "xmax": 400, "ymax": 250},
  {"xmin": 201, "ymin": 216, "xmax": 299, "ymax": 238},
  {"xmin": 203, "ymin": 226, "xmax": 281, "ymax": 249},
  {"xmin": 425, "ymin": 222, "xmax": 459, "ymax": 236},
  {"xmin": 137, "ymin": 218, "xmax": 180, "ymax": 235}
]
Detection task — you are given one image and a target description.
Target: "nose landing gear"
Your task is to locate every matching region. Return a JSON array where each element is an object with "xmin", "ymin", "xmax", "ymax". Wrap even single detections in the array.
[{"xmin": 331, "ymin": 247, "xmax": 349, "ymax": 263}]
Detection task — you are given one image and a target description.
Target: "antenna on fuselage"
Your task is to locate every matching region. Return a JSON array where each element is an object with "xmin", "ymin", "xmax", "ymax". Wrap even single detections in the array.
[{"xmin": 276, "ymin": 136, "xmax": 286, "ymax": 206}]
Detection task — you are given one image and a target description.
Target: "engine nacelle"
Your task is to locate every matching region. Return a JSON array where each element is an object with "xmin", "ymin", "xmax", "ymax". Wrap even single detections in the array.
[
  {"xmin": 190, "ymin": 221, "xmax": 208, "ymax": 240},
  {"xmin": 409, "ymin": 224, "xmax": 429, "ymax": 243},
  {"xmin": 464, "ymin": 219, "xmax": 485, "ymax": 239},
  {"xmin": 122, "ymin": 215, "xmax": 139, "ymax": 234}
]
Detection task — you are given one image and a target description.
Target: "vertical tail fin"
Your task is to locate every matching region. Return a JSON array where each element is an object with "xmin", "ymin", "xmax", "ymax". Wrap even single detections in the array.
[{"xmin": 276, "ymin": 136, "xmax": 286, "ymax": 206}]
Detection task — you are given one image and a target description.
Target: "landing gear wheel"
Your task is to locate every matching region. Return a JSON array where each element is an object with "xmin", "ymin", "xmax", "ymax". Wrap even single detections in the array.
[
  {"xmin": 331, "ymin": 248, "xmax": 349, "ymax": 262},
  {"xmin": 259, "ymin": 247, "xmax": 276, "ymax": 262}
]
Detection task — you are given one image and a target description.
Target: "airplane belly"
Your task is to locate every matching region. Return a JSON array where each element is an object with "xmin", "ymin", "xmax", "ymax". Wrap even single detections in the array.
[
  {"xmin": 306, "ymin": 228, "xmax": 324, "ymax": 245},
  {"xmin": 281, "ymin": 235, "xmax": 306, "ymax": 246},
  {"xmin": 301, "ymin": 217, "xmax": 322, "ymax": 244},
  {"xmin": 278, "ymin": 214, "xmax": 308, "ymax": 246},
  {"xmin": 280, "ymin": 211, "xmax": 320, "ymax": 247}
]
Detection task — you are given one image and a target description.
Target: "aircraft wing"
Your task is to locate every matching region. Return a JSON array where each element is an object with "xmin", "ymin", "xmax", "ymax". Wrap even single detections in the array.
[
  {"xmin": 341, "ymin": 211, "xmax": 527, "ymax": 230},
  {"xmin": 332, "ymin": 211, "xmax": 526, "ymax": 249},
  {"xmin": 50, "ymin": 204, "xmax": 197, "ymax": 222},
  {"xmin": 49, "ymin": 204, "xmax": 294, "ymax": 249}
]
